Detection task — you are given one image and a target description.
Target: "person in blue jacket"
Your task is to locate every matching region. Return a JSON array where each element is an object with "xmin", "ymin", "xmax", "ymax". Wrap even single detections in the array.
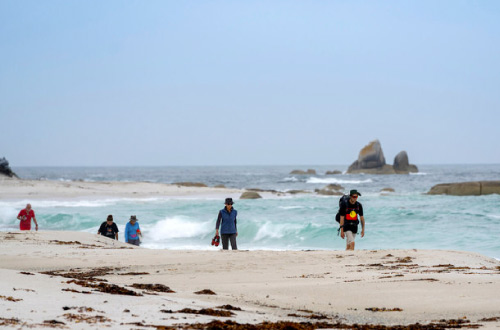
[
  {"xmin": 215, "ymin": 198, "xmax": 238, "ymax": 250},
  {"xmin": 125, "ymin": 215, "xmax": 142, "ymax": 246}
]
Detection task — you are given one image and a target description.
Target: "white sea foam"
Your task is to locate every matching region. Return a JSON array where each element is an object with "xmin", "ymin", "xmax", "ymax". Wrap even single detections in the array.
[
  {"xmin": 278, "ymin": 206, "xmax": 305, "ymax": 210},
  {"xmin": 253, "ymin": 221, "xmax": 303, "ymax": 241},
  {"xmin": 147, "ymin": 217, "xmax": 210, "ymax": 240},
  {"xmin": 410, "ymin": 172, "xmax": 428, "ymax": 176},
  {"xmin": 282, "ymin": 176, "xmax": 299, "ymax": 182},
  {"xmin": 28, "ymin": 200, "xmax": 120, "ymax": 208},
  {"xmin": 306, "ymin": 177, "xmax": 373, "ymax": 184}
]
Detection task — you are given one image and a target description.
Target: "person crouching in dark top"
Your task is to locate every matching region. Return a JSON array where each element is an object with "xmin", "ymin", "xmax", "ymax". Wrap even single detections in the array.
[
  {"xmin": 98, "ymin": 215, "xmax": 119, "ymax": 240},
  {"xmin": 215, "ymin": 198, "xmax": 238, "ymax": 250}
]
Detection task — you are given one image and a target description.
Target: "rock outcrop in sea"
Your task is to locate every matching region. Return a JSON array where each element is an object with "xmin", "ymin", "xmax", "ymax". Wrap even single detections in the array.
[
  {"xmin": 0, "ymin": 157, "xmax": 18, "ymax": 178},
  {"xmin": 428, "ymin": 181, "xmax": 500, "ymax": 196},
  {"xmin": 315, "ymin": 184, "xmax": 344, "ymax": 196},
  {"xmin": 173, "ymin": 182, "xmax": 208, "ymax": 187},
  {"xmin": 325, "ymin": 170, "xmax": 342, "ymax": 175},
  {"xmin": 240, "ymin": 191, "xmax": 262, "ymax": 199},
  {"xmin": 393, "ymin": 151, "xmax": 418, "ymax": 173},
  {"xmin": 347, "ymin": 140, "xmax": 418, "ymax": 174},
  {"xmin": 290, "ymin": 169, "xmax": 316, "ymax": 175}
]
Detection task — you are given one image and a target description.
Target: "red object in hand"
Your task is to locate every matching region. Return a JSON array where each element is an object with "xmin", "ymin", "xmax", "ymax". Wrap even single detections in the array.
[{"xmin": 211, "ymin": 235, "xmax": 220, "ymax": 247}]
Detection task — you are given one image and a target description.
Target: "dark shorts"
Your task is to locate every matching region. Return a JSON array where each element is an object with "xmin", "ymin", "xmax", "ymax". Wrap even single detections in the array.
[
  {"xmin": 128, "ymin": 239, "xmax": 140, "ymax": 246},
  {"xmin": 344, "ymin": 221, "xmax": 358, "ymax": 234}
]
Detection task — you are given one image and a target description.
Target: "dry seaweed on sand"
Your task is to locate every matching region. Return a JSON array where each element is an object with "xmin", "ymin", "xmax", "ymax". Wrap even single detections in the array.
[
  {"xmin": 365, "ymin": 307, "xmax": 403, "ymax": 312},
  {"xmin": 131, "ymin": 283, "xmax": 175, "ymax": 293},
  {"xmin": 174, "ymin": 318, "xmax": 481, "ymax": 330},
  {"xmin": 66, "ymin": 279, "xmax": 142, "ymax": 296},
  {"xmin": 194, "ymin": 289, "xmax": 216, "ymax": 295},
  {"xmin": 0, "ymin": 295, "xmax": 22, "ymax": 302},
  {"xmin": 176, "ymin": 308, "xmax": 234, "ymax": 317},
  {"xmin": 0, "ymin": 317, "xmax": 21, "ymax": 326},
  {"xmin": 479, "ymin": 317, "xmax": 500, "ymax": 322},
  {"xmin": 19, "ymin": 271, "xmax": 35, "ymax": 275},
  {"xmin": 119, "ymin": 271, "xmax": 150, "ymax": 275},
  {"xmin": 49, "ymin": 240, "xmax": 82, "ymax": 245},
  {"xmin": 62, "ymin": 288, "xmax": 92, "ymax": 294},
  {"xmin": 62, "ymin": 313, "xmax": 111, "ymax": 324},
  {"xmin": 41, "ymin": 267, "xmax": 115, "ymax": 281},
  {"xmin": 217, "ymin": 305, "xmax": 243, "ymax": 311},
  {"xmin": 43, "ymin": 319, "xmax": 66, "ymax": 325},
  {"xmin": 62, "ymin": 306, "xmax": 97, "ymax": 313},
  {"xmin": 287, "ymin": 313, "xmax": 329, "ymax": 320},
  {"xmin": 13, "ymin": 287, "xmax": 35, "ymax": 292}
]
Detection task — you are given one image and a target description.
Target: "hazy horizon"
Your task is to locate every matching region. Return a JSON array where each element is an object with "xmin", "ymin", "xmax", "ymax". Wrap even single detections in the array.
[{"xmin": 2, "ymin": 1, "xmax": 499, "ymax": 167}]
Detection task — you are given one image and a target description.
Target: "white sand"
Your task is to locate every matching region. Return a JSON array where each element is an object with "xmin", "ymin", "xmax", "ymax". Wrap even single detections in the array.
[
  {"xmin": 0, "ymin": 176, "xmax": 248, "ymax": 200},
  {"xmin": 1, "ymin": 231, "xmax": 500, "ymax": 329}
]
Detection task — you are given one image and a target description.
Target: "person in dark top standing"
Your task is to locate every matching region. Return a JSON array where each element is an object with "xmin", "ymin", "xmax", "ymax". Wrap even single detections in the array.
[
  {"xmin": 215, "ymin": 198, "xmax": 238, "ymax": 250},
  {"xmin": 97, "ymin": 215, "xmax": 119, "ymax": 240},
  {"xmin": 339, "ymin": 189, "xmax": 365, "ymax": 250}
]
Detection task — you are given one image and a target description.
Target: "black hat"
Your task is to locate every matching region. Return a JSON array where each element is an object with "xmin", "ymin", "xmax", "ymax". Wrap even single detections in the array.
[
  {"xmin": 130, "ymin": 215, "xmax": 138, "ymax": 221},
  {"xmin": 349, "ymin": 189, "xmax": 361, "ymax": 196},
  {"xmin": 225, "ymin": 198, "xmax": 234, "ymax": 205}
]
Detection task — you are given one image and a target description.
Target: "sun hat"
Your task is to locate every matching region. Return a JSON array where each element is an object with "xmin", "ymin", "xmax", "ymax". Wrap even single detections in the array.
[
  {"xmin": 130, "ymin": 215, "xmax": 138, "ymax": 221},
  {"xmin": 349, "ymin": 189, "xmax": 361, "ymax": 196},
  {"xmin": 224, "ymin": 198, "xmax": 234, "ymax": 205}
]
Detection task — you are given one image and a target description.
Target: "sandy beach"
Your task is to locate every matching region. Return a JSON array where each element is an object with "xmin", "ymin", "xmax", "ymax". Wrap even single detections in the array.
[
  {"xmin": 1, "ymin": 178, "xmax": 500, "ymax": 329},
  {"xmin": 0, "ymin": 230, "xmax": 499, "ymax": 329},
  {"xmin": 0, "ymin": 176, "xmax": 247, "ymax": 200}
]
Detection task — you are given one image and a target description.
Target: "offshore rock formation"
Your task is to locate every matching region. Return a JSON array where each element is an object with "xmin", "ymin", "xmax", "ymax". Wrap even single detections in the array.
[
  {"xmin": 347, "ymin": 140, "xmax": 395, "ymax": 174},
  {"xmin": 347, "ymin": 140, "xmax": 418, "ymax": 174},
  {"xmin": 428, "ymin": 181, "xmax": 500, "ymax": 196},
  {"xmin": 393, "ymin": 151, "xmax": 418, "ymax": 173},
  {"xmin": 0, "ymin": 157, "xmax": 18, "ymax": 178}
]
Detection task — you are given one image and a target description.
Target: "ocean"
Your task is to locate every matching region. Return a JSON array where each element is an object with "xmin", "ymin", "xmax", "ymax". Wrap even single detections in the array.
[{"xmin": 2, "ymin": 165, "xmax": 500, "ymax": 259}]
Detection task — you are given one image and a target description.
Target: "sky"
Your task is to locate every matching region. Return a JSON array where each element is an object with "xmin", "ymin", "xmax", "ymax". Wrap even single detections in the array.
[{"xmin": 1, "ymin": 1, "xmax": 499, "ymax": 166}]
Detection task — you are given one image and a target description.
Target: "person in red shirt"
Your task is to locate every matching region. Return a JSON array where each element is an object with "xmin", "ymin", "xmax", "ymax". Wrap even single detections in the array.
[{"xmin": 17, "ymin": 204, "xmax": 38, "ymax": 231}]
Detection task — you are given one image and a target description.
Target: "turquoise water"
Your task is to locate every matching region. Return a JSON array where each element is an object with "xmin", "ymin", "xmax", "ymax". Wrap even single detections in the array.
[{"xmin": 2, "ymin": 165, "xmax": 500, "ymax": 259}]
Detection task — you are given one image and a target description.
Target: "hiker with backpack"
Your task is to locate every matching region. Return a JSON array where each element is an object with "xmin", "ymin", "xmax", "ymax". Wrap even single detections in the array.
[{"xmin": 336, "ymin": 189, "xmax": 365, "ymax": 250}]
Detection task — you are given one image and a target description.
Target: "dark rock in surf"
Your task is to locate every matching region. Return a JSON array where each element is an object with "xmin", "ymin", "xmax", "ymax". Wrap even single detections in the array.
[{"xmin": 0, "ymin": 157, "xmax": 18, "ymax": 178}]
